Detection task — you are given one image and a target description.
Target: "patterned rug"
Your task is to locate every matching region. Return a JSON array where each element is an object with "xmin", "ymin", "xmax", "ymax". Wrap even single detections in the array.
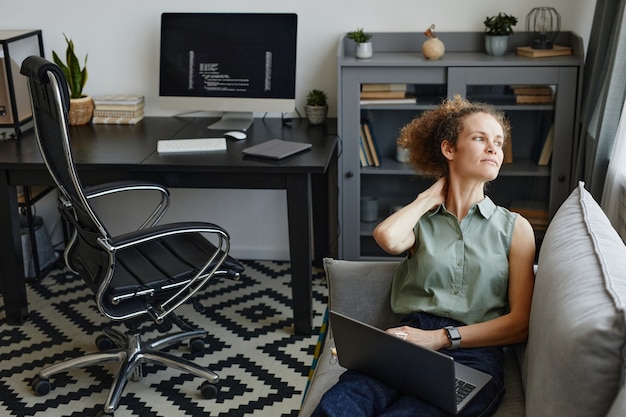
[{"xmin": 0, "ymin": 260, "xmax": 328, "ymax": 417}]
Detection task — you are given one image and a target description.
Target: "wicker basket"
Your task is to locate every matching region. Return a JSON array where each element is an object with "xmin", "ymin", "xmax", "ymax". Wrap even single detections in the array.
[{"xmin": 68, "ymin": 96, "xmax": 94, "ymax": 126}]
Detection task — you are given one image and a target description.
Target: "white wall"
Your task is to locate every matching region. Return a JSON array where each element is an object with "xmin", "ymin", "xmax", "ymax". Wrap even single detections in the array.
[{"xmin": 2, "ymin": 0, "xmax": 596, "ymax": 260}]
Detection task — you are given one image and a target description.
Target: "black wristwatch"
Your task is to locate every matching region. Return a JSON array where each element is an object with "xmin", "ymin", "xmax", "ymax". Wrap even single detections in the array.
[{"xmin": 444, "ymin": 326, "xmax": 461, "ymax": 350}]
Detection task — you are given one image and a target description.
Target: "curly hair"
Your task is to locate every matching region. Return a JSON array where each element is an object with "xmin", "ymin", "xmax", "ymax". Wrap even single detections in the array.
[{"xmin": 397, "ymin": 95, "xmax": 511, "ymax": 179}]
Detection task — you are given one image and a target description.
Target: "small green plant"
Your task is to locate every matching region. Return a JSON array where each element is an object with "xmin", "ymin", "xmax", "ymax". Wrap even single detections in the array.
[
  {"xmin": 347, "ymin": 28, "xmax": 373, "ymax": 44},
  {"xmin": 52, "ymin": 34, "xmax": 88, "ymax": 99},
  {"xmin": 306, "ymin": 89, "xmax": 328, "ymax": 107},
  {"xmin": 484, "ymin": 13, "xmax": 518, "ymax": 36}
]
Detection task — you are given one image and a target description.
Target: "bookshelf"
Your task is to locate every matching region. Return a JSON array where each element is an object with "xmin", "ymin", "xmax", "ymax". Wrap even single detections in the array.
[{"xmin": 337, "ymin": 31, "xmax": 584, "ymax": 260}]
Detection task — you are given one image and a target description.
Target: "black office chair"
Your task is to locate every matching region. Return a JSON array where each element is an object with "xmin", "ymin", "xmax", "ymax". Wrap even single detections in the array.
[{"xmin": 20, "ymin": 55, "xmax": 245, "ymax": 416}]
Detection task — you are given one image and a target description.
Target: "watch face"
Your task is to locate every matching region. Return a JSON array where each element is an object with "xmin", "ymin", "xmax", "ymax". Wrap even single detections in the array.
[{"xmin": 447, "ymin": 326, "xmax": 461, "ymax": 340}]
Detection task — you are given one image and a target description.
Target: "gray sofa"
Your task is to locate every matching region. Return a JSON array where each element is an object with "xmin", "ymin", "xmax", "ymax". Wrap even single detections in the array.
[{"xmin": 299, "ymin": 182, "xmax": 626, "ymax": 417}]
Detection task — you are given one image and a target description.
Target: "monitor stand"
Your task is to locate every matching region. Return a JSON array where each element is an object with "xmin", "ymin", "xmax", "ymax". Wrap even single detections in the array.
[{"xmin": 207, "ymin": 112, "xmax": 253, "ymax": 131}]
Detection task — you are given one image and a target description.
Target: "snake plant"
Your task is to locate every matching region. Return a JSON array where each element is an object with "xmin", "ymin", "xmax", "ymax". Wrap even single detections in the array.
[{"xmin": 52, "ymin": 34, "xmax": 88, "ymax": 99}]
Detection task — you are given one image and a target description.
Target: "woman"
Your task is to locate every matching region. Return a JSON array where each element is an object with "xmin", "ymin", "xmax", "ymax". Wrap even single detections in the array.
[{"xmin": 312, "ymin": 96, "xmax": 536, "ymax": 417}]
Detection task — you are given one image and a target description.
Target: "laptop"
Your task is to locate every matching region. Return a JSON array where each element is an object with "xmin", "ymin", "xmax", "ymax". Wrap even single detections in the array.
[
  {"xmin": 242, "ymin": 139, "xmax": 312, "ymax": 160},
  {"xmin": 329, "ymin": 310, "xmax": 492, "ymax": 414}
]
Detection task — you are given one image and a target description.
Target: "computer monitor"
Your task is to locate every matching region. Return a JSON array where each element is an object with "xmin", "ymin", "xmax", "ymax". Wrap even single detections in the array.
[{"xmin": 159, "ymin": 12, "xmax": 298, "ymax": 131}]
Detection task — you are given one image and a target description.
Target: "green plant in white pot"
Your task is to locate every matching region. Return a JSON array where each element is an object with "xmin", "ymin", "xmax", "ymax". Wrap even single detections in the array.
[
  {"xmin": 347, "ymin": 28, "xmax": 373, "ymax": 59},
  {"xmin": 52, "ymin": 34, "xmax": 94, "ymax": 125},
  {"xmin": 483, "ymin": 13, "xmax": 518, "ymax": 56},
  {"xmin": 305, "ymin": 89, "xmax": 328, "ymax": 125}
]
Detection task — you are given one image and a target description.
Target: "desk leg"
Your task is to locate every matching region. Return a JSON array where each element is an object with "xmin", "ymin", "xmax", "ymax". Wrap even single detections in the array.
[
  {"xmin": 311, "ymin": 147, "xmax": 339, "ymax": 264},
  {"xmin": 0, "ymin": 174, "xmax": 29, "ymax": 324},
  {"xmin": 286, "ymin": 174, "xmax": 313, "ymax": 335}
]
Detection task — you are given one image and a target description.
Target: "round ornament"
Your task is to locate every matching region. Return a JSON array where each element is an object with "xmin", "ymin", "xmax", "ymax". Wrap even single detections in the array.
[{"xmin": 421, "ymin": 25, "xmax": 445, "ymax": 60}]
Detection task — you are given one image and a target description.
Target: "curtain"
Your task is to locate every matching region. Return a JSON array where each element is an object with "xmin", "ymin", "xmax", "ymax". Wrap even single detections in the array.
[
  {"xmin": 574, "ymin": 0, "xmax": 626, "ymax": 201},
  {"xmin": 601, "ymin": 96, "xmax": 626, "ymax": 242}
]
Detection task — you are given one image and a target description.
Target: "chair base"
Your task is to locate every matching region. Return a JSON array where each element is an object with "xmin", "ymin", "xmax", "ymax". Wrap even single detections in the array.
[{"xmin": 31, "ymin": 327, "xmax": 219, "ymax": 416}]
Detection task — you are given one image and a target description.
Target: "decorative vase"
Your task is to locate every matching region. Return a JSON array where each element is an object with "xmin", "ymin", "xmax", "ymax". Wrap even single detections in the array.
[
  {"xmin": 485, "ymin": 35, "xmax": 509, "ymax": 57},
  {"xmin": 422, "ymin": 37, "xmax": 445, "ymax": 60},
  {"xmin": 305, "ymin": 105, "xmax": 328, "ymax": 125},
  {"xmin": 355, "ymin": 42, "xmax": 373, "ymax": 59},
  {"xmin": 68, "ymin": 95, "xmax": 94, "ymax": 126}
]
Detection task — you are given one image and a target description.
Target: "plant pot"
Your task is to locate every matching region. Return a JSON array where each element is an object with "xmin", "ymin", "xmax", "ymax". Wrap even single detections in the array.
[
  {"xmin": 355, "ymin": 42, "xmax": 373, "ymax": 59},
  {"xmin": 485, "ymin": 35, "xmax": 509, "ymax": 57},
  {"xmin": 68, "ymin": 95, "xmax": 94, "ymax": 126},
  {"xmin": 305, "ymin": 105, "xmax": 328, "ymax": 125}
]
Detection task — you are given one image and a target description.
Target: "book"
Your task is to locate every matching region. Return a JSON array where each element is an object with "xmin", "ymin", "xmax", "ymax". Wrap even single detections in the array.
[
  {"xmin": 516, "ymin": 45, "xmax": 572, "ymax": 58},
  {"xmin": 511, "ymin": 86, "xmax": 553, "ymax": 95},
  {"xmin": 93, "ymin": 95, "xmax": 145, "ymax": 111},
  {"xmin": 361, "ymin": 83, "xmax": 407, "ymax": 92},
  {"xmin": 509, "ymin": 200, "xmax": 549, "ymax": 231},
  {"xmin": 358, "ymin": 134, "xmax": 369, "ymax": 167},
  {"xmin": 91, "ymin": 115, "xmax": 144, "ymax": 125},
  {"xmin": 93, "ymin": 108, "xmax": 145, "ymax": 118},
  {"xmin": 359, "ymin": 123, "xmax": 374, "ymax": 166},
  {"xmin": 362, "ymin": 120, "xmax": 380, "ymax": 167},
  {"xmin": 504, "ymin": 132, "xmax": 513, "ymax": 164},
  {"xmin": 360, "ymin": 98, "xmax": 416, "ymax": 105},
  {"xmin": 93, "ymin": 95, "xmax": 145, "ymax": 105},
  {"xmin": 537, "ymin": 124, "xmax": 555, "ymax": 166},
  {"xmin": 360, "ymin": 90, "xmax": 407, "ymax": 100},
  {"xmin": 531, "ymin": 114, "xmax": 555, "ymax": 166},
  {"xmin": 95, "ymin": 103, "xmax": 145, "ymax": 112},
  {"xmin": 516, "ymin": 95, "xmax": 554, "ymax": 104}
]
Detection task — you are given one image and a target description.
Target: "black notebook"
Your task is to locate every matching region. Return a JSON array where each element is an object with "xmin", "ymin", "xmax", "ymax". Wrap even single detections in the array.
[{"xmin": 242, "ymin": 139, "xmax": 312, "ymax": 160}]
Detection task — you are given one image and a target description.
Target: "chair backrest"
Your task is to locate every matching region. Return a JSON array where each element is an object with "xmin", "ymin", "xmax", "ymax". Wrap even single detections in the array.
[{"xmin": 20, "ymin": 56, "xmax": 112, "ymax": 290}]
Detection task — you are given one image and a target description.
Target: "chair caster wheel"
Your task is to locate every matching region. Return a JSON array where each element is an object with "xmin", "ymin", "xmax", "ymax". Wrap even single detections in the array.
[
  {"xmin": 95, "ymin": 334, "xmax": 114, "ymax": 351},
  {"xmin": 189, "ymin": 337, "xmax": 205, "ymax": 353},
  {"xmin": 200, "ymin": 381, "xmax": 218, "ymax": 399},
  {"xmin": 95, "ymin": 410, "xmax": 114, "ymax": 417},
  {"xmin": 131, "ymin": 364, "xmax": 143, "ymax": 382},
  {"xmin": 31, "ymin": 376, "xmax": 51, "ymax": 396}
]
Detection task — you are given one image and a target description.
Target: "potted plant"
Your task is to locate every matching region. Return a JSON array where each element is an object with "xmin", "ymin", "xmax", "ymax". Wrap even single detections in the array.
[
  {"xmin": 52, "ymin": 34, "xmax": 94, "ymax": 125},
  {"xmin": 347, "ymin": 28, "xmax": 373, "ymax": 59},
  {"xmin": 483, "ymin": 12, "xmax": 518, "ymax": 56},
  {"xmin": 305, "ymin": 89, "xmax": 328, "ymax": 125}
]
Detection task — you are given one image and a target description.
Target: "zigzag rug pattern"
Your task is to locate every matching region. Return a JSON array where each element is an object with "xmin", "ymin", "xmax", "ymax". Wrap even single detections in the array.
[{"xmin": 0, "ymin": 260, "xmax": 327, "ymax": 417}]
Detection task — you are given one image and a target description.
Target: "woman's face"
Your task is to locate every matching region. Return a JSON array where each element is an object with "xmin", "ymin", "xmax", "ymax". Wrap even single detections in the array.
[{"xmin": 446, "ymin": 112, "xmax": 505, "ymax": 182}]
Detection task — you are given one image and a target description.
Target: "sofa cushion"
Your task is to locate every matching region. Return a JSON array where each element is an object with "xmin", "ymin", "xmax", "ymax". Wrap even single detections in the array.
[{"xmin": 523, "ymin": 182, "xmax": 626, "ymax": 417}]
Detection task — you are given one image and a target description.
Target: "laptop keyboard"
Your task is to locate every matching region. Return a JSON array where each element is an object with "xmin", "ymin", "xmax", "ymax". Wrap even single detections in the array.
[{"xmin": 455, "ymin": 379, "xmax": 477, "ymax": 403}]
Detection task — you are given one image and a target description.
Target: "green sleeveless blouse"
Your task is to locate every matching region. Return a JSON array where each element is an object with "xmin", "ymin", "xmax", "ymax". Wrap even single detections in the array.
[{"xmin": 390, "ymin": 197, "xmax": 517, "ymax": 325}]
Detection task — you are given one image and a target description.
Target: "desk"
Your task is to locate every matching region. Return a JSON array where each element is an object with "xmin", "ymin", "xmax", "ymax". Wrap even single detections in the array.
[{"xmin": 0, "ymin": 117, "xmax": 338, "ymax": 335}]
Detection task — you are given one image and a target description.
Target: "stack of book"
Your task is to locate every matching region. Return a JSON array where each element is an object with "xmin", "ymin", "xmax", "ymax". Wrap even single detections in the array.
[
  {"xmin": 510, "ymin": 85, "xmax": 554, "ymax": 104},
  {"xmin": 359, "ymin": 119, "xmax": 381, "ymax": 167},
  {"xmin": 509, "ymin": 200, "xmax": 550, "ymax": 232},
  {"xmin": 516, "ymin": 45, "xmax": 572, "ymax": 58},
  {"xmin": 92, "ymin": 95, "xmax": 145, "ymax": 125},
  {"xmin": 359, "ymin": 84, "xmax": 415, "ymax": 105}
]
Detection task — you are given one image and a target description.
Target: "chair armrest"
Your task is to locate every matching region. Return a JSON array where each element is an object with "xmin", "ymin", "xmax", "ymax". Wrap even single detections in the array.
[
  {"xmin": 83, "ymin": 180, "xmax": 170, "ymax": 229},
  {"xmin": 107, "ymin": 221, "xmax": 229, "ymax": 250}
]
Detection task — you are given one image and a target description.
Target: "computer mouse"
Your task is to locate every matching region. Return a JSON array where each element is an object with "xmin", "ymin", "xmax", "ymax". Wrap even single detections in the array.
[{"xmin": 224, "ymin": 131, "xmax": 247, "ymax": 140}]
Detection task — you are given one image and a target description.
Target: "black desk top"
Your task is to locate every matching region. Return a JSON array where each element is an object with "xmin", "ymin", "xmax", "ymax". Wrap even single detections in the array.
[{"xmin": 0, "ymin": 117, "xmax": 338, "ymax": 176}]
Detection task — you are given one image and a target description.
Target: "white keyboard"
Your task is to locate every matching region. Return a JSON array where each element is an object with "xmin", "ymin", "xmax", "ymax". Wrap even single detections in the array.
[{"xmin": 157, "ymin": 138, "xmax": 227, "ymax": 154}]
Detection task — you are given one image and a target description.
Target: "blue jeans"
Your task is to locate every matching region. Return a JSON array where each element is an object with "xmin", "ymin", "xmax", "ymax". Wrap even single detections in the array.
[{"xmin": 311, "ymin": 312, "xmax": 505, "ymax": 417}]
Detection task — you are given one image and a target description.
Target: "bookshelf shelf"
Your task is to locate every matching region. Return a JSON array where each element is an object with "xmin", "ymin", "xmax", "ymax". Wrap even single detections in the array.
[{"xmin": 337, "ymin": 31, "xmax": 584, "ymax": 260}]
